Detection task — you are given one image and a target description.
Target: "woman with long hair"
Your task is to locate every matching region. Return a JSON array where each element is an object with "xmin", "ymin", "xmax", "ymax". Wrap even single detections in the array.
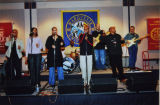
[{"xmin": 26, "ymin": 27, "xmax": 43, "ymax": 89}]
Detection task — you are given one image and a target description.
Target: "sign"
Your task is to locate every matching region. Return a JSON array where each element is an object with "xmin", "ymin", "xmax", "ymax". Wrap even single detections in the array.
[
  {"xmin": 0, "ymin": 23, "xmax": 12, "ymax": 54},
  {"xmin": 61, "ymin": 10, "xmax": 99, "ymax": 47},
  {"xmin": 147, "ymin": 18, "xmax": 160, "ymax": 50}
]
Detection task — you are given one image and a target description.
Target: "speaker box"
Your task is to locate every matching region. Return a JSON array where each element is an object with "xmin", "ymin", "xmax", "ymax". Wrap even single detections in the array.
[
  {"xmin": 123, "ymin": 0, "xmax": 135, "ymax": 6},
  {"xmin": 58, "ymin": 79, "xmax": 83, "ymax": 94},
  {"xmin": 91, "ymin": 78, "xmax": 117, "ymax": 93},
  {"xmin": 24, "ymin": 2, "xmax": 36, "ymax": 9},
  {"xmin": 4, "ymin": 80, "xmax": 34, "ymax": 95},
  {"xmin": 126, "ymin": 76, "xmax": 157, "ymax": 91}
]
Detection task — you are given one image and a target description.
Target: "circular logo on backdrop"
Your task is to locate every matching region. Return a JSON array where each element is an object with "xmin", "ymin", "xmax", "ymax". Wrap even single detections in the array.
[
  {"xmin": 150, "ymin": 28, "xmax": 160, "ymax": 41},
  {"xmin": 65, "ymin": 14, "xmax": 95, "ymax": 45}
]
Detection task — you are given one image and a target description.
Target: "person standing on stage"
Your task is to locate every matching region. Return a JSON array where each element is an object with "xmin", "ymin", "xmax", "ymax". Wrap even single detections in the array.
[
  {"xmin": 45, "ymin": 27, "xmax": 65, "ymax": 87},
  {"xmin": 5, "ymin": 29, "xmax": 24, "ymax": 80},
  {"xmin": 79, "ymin": 24, "xmax": 93, "ymax": 87},
  {"xmin": 92, "ymin": 24, "xmax": 106, "ymax": 70},
  {"xmin": 105, "ymin": 26, "xmax": 126, "ymax": 82},
  {"xmin": 124, "ymin": 26, "xmax": 141, "ymax": 70},
  {"xmin": 26, "ymin": 27, "xmax": 43, "ymax": 88}
]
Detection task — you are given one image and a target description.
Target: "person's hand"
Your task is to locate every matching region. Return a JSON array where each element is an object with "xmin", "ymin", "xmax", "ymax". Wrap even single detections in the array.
[
  {"xmin": 4, "ymin": 57, "xmax": 8, "ymax": 61},
  {"xmin": 18, "ymin": 45, "xmax": 21, "ymax": 50},
  {"xmin": 85, "ymin": 36, "xmax": 88, "ymax": 40},
  {"xmin": 60, "ymin": 42, "xmax": 63, "ymax": 46},
  {"xmin": 93, "ymin": 37, "xmax": 96, "ymax": 42},
  {"xmin": 126, "ymin": 40, "xmax": 131, "ymax": 44},
  {"xmin": 36, "ymin": 43, "xmax": 39, "ymax": 48},
  {"xmin": 52, "ymin": 45, "xmax": 55, "ymax": 48}
]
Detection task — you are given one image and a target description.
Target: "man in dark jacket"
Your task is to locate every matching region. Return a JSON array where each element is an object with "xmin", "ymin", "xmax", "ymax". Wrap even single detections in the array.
[{"xmin": 105, "ymin": 26, "xmax": 126, "ymax": 82}]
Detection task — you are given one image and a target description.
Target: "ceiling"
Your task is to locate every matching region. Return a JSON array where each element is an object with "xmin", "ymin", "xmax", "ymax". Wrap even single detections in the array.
[{"xmin": 0, "ymin": 0, "xmax": 110, "ymax": 3}]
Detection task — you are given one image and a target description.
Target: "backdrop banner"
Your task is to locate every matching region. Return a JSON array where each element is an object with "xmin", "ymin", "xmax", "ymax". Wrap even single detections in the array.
[
  {"xmin": 61, "ymin": 10, "xmax": 99, "ymax": 47},
  {"xmin": 0, "ymin": 23, "xmax": 12, "ymax": 54},
  {"xmin": 147, "ymin": 18, "xmax": 160, "ymax": 50}
]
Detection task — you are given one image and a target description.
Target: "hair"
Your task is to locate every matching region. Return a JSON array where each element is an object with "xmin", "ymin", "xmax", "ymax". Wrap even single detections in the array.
[
  {"xmin": 52, "ymin": 27, "xmax": 57, "ymax": 31},
  {"xmin": 130, "ymin": 26, "xmax": 135, "ymax": 29},
  {"xmin": 12, "ymin": 29, "xmax": 18, "ymax": 32},
  {"xmin": 30, "ymin": 27, "xmax": 38, "ymax": 37}
]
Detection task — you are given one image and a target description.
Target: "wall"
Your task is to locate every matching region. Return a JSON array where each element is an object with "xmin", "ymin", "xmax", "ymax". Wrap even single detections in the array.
[
  {"xmin": 135, "ymin": 6, "xmax": 160, "ymax": 69},
  {"xmin": 0, "ymin": 9, "xmax": 25, "ymax": 42}
]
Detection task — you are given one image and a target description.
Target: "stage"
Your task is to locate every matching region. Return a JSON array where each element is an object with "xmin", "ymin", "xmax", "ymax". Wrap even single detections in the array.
[
  {"xmin": 0, "ymin": 68, "xmax": 159, "ymax": 105},
  {"xmin": 0, "ymin": 92, "xmax": 158, "ymax": 105}
]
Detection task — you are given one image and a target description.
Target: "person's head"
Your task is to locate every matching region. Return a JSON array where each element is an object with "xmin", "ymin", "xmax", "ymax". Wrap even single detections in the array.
[
  {"xmin": 11, "ymin": 29, "xmax": 18, "ymax": 39},
  {"xmin": 109, "ymin": 26, "xmax": 116, "ymax": 34},
  {"xmin": 84, "ymin": 24, "xmax": 89, "ymax": 34},
  {"xmin": 130, "ymin": 26, "xmax": 135, "ymax": 34},
  {"xmin": 31, "ymin": 27, "xmax": 38, "ymax": 37},
  {"xmin": 52, "ymin": 27, "xmax": 58, "ymax": 35},
  {"xmin": 70, "ymin": 40, "xmax": 74, "ymax": 47},
  {"xmin": 96, "ymin": 24, "xmax": 100, "ymax": 31}
]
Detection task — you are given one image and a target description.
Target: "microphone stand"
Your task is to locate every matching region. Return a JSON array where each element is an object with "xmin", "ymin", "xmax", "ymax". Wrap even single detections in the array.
[
  {"xmin": 53, "ymin": 34, "xmax": 56, "ymax": 90},
  {"xmin": 10, "ymin": 37, "xmax": 14, "ymax": 80},
  {"xmin": 85, "ymin": 33, "xmax": 89, "ymax": 94}
]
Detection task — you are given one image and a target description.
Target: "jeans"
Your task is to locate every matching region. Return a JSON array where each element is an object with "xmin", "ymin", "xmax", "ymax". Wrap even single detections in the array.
[
  {"xmin": 128, "ymin": 45, "xmax": 138, "ymax": 68},
  {"xmin": 109, "ymin": 54, "xmax": 125, "ymax": 80},
  {"xmin": 94, "ymin": 49, "xmax": 106, "ymax": 69},
  {"xmin": 49, "ymin": 67, "xmax": 64, "ymax": 86},
  {"xmin": 28, "ymin": 54, "xmax": 42, "ymax": 86}
]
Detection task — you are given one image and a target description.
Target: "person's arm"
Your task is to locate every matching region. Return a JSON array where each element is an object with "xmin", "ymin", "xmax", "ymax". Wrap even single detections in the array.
[
  {"xmin": 25, "ymin": 38, "xmax": 30, "ymax": 58},
  {"xmin": 5, "ymin": 41, "xmax": 10, "ymax": 47},
  {"xmin": 86, "ymin": 35, "xmax": 93, "ymax": 46},
  {"xmin": 79, "ymin": 34, "xmax": 84, "ymax": 45},
  {"xmin": 124, "ymin": 34, "xmax": 131, "ymax": 45},
  {"xmin": 120, "ymin": 36, "xmax": 125, "ymax": 44},
  {"xmin": 38, "ymin": 38, "xmax": 43, "ymax": 51},
  {"xmin": 60, "ymin": 37, "xmax": 65, "ymax": 51},
  {"xmin": 19, "ymin": 40, "xmax": 24, "ymax": 52},
  {"xmin": 25, "ymin": 38, "xmax": 30, "ymax": 64},
  {"xmin": 135, "ymin": 34, "xmax": 141, "ymax": 44},
  {"xmin": 45, "ymin": 36, "xmax": 52, "ymax": 50}
]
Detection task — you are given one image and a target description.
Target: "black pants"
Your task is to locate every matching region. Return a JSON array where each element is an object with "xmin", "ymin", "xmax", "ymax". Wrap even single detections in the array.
[
  {"xmin": 28, "ymin": 54, "xmax": 42, "ymax": 86},
  {"xmin": 109, "ymin": 54, "xmax": 125, "ymax": 80},
  {"xmin": 6, "ymin": 57, "xmax": 22, "ymax": 80}
]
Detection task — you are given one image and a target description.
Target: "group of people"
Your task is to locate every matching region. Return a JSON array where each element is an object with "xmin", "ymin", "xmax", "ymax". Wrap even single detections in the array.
[{"xmin": 5, "ymin": 24, "xmax": 141, "ymax": 91}]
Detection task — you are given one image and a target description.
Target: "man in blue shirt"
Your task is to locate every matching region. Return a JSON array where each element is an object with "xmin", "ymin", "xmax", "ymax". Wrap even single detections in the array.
[{"xmin": 124, "ymin": 26, "xmax": 141, "ymax": 70}]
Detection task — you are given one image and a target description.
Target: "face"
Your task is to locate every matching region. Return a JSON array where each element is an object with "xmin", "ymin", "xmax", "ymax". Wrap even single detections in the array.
[
  {"xmin": 110, "ymin": 27, "xmax": 116, "ymax": 34},
  {"xmin": 12, "ymin": 29, "xmax": 18, "ymax": 38},
  {"xmin": 32, "ymin": 28, "xmax": 37, "ymax": 34},
  {"xmin": 52, "ymin": 27, "xmax": 57, "ymax": 35},
  {"xmin": 96, "ymin": 24, "xmax": 100, "ymax": 30},
  {"xmin": 130, "ymin": 27, "xmax": 135, "ymax": 34},
  {"xmin": 84, "ymin": 26, "xmax": 89, "ymax": 34}
]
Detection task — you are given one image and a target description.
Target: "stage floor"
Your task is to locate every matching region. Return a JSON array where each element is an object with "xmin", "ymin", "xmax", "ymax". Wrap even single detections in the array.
[{"xmin": 0, "ymin": 68, "xmax": 158, "ymax": 97}]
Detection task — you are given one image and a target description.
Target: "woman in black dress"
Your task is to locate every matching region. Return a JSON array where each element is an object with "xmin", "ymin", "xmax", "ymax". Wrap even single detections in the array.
[{"xmin": 45, "ymin": 27, "xmax": 65, "ymax": 86}]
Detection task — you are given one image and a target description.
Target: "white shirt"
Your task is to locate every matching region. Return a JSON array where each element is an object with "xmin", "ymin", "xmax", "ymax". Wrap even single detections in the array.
[
  {"xmin": 5, "ymin": 39, "xmax": 24, "ymax": 59},
  {"xmin": 26, "ymin": 37, "xmax": 43, "ymax": 57}
]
